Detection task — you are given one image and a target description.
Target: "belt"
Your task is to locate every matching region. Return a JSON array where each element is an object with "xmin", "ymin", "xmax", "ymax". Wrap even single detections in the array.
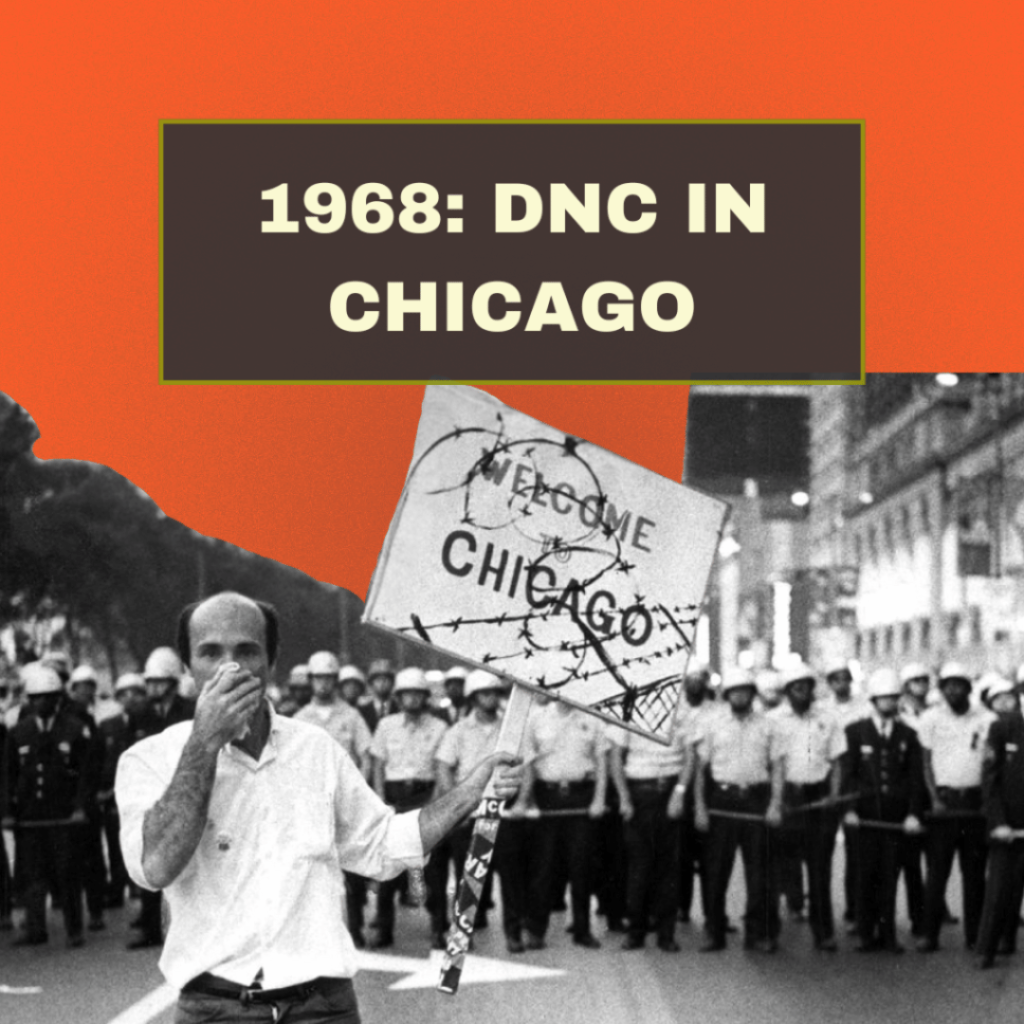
[
  {"xmin": 712, "ymin": 780, "xmax": 769, "ymax": 794},
  {"xmin": 536, "ymin": 779, "xmax": 594, "ymax": 793},
  {"xmin": 627, "ymin": 776, "xmax": 678, "ymax": 792},
  {"xmin": 784, "ymin": 780, "xmax": 830, "ymax": 794},
  {"xmin": 386, "ymin": 779, "xmax": 434, "ymax": 793},
  {"xmin": 182, "ymin": 973, "xmax": 327, "ymax": 1006}
]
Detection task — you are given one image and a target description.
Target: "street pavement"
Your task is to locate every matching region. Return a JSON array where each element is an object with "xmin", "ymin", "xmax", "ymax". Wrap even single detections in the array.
[{"xmin": 4, "ymin": 850, "xmax": 1024, "ymax": 1024}]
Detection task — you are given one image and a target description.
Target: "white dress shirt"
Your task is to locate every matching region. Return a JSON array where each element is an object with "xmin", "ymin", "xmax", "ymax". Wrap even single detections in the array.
[{"xmin": 116, "ymin": 707, "xmax": 424, "ymax": 989}]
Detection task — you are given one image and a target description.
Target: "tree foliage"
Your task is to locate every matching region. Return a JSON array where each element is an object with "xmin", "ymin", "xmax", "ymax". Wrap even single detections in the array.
[{"xmin": 0, "ymin": 391, "xmax": 386, "ymax": 679}]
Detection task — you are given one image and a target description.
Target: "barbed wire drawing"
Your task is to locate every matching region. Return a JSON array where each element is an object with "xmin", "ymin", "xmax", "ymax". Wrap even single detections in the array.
[{"xmin": 366, "ymin": 391, "xmax": 724, "ymax": 739}]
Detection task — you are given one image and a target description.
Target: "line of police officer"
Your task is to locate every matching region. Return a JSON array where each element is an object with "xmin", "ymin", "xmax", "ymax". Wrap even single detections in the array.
[
  {"xmin": 1, "ymin": 647, "xmax": 195, "ymax": 949},
  {"xmin": 6, "ymin": 647, "xmax": 1024, "ymax": 972}
]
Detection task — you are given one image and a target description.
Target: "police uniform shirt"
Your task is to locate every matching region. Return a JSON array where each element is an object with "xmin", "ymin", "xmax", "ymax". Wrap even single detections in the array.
[
  {"xmin": 8, "ymin": 709, "xmax": 93, "ymax": 820},
  {"xmin": 435, "ymin": 712, "xmax": 501, "ymax": 785},
  {"xmin": 674, "ymin": 700, "xmax": 718, "ymax": 746},
  {"xmin": 294, "ymin": 701, "xmax": 373, "ymax": 766},
  {"xmin": 369, "ymin": 711, "xmax": 448, "ymax": 781},
  {"xmin": 916, "ymin": 702, "xmax": 995, "ymax": 788},
  {"xmin": 608, "ymin": 719, "xmax": 688, "ymax": 780},
  {"xmin": 824, "ymin": 694, "xmax": 871, "ymax": 731},
  {"xmin": 524, "ymin": 704, "xmax": 607, "ymax": 783},
  {"xmin": 695, "ymin": 707, "xmax": 776, "ymax": 786},
  {"xmin": 770, "ymin": 702, "xmax": 846, "ymax": 785}
]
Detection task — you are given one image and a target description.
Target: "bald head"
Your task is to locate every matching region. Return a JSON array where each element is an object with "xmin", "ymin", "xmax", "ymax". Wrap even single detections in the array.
[{"xmin": 177, "ymin": 592, "xmax": 280, "ymax": 674}]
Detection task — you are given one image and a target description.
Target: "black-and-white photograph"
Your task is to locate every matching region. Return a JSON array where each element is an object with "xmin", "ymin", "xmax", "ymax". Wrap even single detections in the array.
[{"xmin": 4, "ymin": 374, "xmax": 1024, "ymax": 1024}]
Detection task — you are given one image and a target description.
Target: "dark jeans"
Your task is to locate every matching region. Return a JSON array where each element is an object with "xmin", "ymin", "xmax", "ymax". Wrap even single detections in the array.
[
  {"xmin": 175, "ymin": 978, "xmax": 359, "ymax": 1024},
  {"xmin": 624, "ymin": 779, "xmax": 681, "ymax": 941},
  {"xmin": 526, "ymin": 780, "xmax": 596, "ymax": 939},
  {"xmin": 704, "ymin": 782, "xmax": 776, "ymax": 945}
]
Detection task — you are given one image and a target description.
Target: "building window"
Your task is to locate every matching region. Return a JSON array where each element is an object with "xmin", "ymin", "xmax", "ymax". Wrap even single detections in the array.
[
  {"xmin": 883, "ymin": 515, "xmax": 894, "ymax": 554},
  {"xmin": 919, "ymin": 494, "xmax": 931, "ymax": 534},
  {"xmin": 868, "ymin": 527, "xmax": 878, "ymax": 563},
  {"xmin": 946, "ymin": 612, "xmax": 960, "ymax": 651},
  {"xmin": 920, "ymin": 617, "xmax": 931, "ymax": 650},
  {"xmin": 853, "ymin": 533, "xmax": 862, "ymax": 566},
  {"xmin": 867, "ymin": 630, "xmax": 877, "ymax": 659},
  {"xmin": 970, "ymin": 606, "xmax": 982, "ymax": 645},
  {"xmin": 884, "ymin": 625, "xmax": 894, "ymax": 655},
  {"xmin": 901, "ymin": 505, "xmax": 913, "ymax": 544},
  {"xmin": 901, "ymin": 621, "xmax": 913, "ymax": 653}
]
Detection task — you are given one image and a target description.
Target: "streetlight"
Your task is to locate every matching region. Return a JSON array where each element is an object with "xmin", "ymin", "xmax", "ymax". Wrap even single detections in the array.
[
  {"xmin": 719, "ymin": 536, "xmax": 741, "ymax": 558},
  {"xmin": 790, "ymin": 490, "xmax": 810, "ymax": 508},
  {"xmin": 936, "ymin": 373, "xmax": 960, "ymax": 388}
]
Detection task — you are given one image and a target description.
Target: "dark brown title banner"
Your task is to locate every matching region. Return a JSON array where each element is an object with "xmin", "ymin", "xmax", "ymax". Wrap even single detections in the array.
[{"xmin": 161, "ymin": 122, "xmax": 863, "ymax": 383}]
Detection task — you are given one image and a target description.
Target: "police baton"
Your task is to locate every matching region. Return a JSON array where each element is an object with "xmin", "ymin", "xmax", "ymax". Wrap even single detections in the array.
[
  {"xmin": 708, "ymin": 809, "xmax": 770, "ymax": 825},
  {"xmin": 1, "ymin": 817, "xmax": 88, "ymax": 830},
  {"xmin": 846, "ymin": 818, "xmax": 922, "ymax": 833},
  {"xmin": 500, "ymin": 807, "xmax": 597, "ymax": 820},
  {"xmin": 438, "ymin": 682, "xmax": 534, "ymax": 995},
  {"xmin": 786, "ymin": 792, "xmax": 859, "ymax": 815}
]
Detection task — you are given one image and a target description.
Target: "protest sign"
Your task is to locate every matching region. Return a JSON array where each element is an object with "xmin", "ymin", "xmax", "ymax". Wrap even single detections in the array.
[{"xmin": 365, "ymin": 384, "xmax": 729, "ymax": 740}]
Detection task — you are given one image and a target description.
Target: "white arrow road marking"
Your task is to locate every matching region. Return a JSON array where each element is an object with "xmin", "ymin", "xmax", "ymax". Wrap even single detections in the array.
[
  {"xmin": 358, "ymin": 950, "xmax": 565, "ymax": 990},
  {"xmin": 0, "ymin": 985, "xmax": 43, "ymax": 995},
  {"xmin": 105, "ymin": 951, "xmax": 565, "ymax": 1023},
  {"xmin": 106, "ymin": 983, "xmax": 177, "ymax": 1024}
]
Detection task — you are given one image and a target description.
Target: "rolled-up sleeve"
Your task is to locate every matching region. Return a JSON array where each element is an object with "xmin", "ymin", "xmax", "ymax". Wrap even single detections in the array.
[
  {"xmin": 331, "ymin": 748, "xmax": 425, "ymax": 879},
  {"xmin": 114, "ymin": 742, "xmax": 169, "ymax": 892}
]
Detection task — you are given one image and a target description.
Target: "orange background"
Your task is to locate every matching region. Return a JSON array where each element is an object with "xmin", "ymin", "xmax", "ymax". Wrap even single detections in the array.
[{"xmin": 2, "ymin": 2, "xmax": 1020, "ymax": 599}]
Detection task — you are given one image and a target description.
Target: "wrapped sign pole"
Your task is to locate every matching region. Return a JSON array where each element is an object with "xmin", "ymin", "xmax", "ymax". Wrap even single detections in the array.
[
  {"xmin": 437, "ymin": 681, "xmax": 533, "ymax": 993},
  {"xmin": 363, "ymin": 385, "xmax": 728, "ymax": 990}
]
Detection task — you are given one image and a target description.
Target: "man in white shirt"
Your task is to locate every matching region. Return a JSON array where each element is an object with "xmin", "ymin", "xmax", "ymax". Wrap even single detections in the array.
[
  {"xmin": 771, "ymin": 662, "xmax": 846, "ymax": 951},
  {"xmin": 915, "ymin": 661, "xmax": 994, "ymax": 953},
  {"xmin": 116, "ymin": 592, "xmax": 521, "ymax": 1023}
]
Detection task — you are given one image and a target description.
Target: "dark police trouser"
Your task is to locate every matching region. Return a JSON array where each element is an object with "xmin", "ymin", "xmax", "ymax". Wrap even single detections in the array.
[
  {"xmin": 593, "ymin": 787, "xmax": 628, "ymax": 929},
  {"xmin": 527, "ymin": 780, "xmax": 596, "ymax": 940},
  {"xmin": 79, "ymin": 808, "xmax": 107, "ymax": 920},
  {"xmin": 855, "ymin": 820, "xmax": 904, "ymax": 948},
  {"xmin": 624, "ymin": 777, "xmax": 681, "ymax": 942},
  {"xmin": 679, "ymin": 785, "xmax": 709, "ymax": 922},
  {"xmin": 898, "ymin": 830, "xmax": 926, "ymax": 934},
  {"xmin": 780, "ymin": 781, "xmax": 837, "ymax": 945},
  {"xmin": 449, "ymin": 815, "xmax": 527, "ymax": 936},
  {"xmin": 18, "ymin": 823, "xmax": 83, "ymax": 940},
  {"xmin": 101, "ymin": 799, "xmax": 130, "ymax": 903},
  {"xmin": 976, "ymin": 838, "xmax": 1024, "ymax": 960},
  {"xmin": 0, "ymin": 831, "xmax": 11, "ymax": 920},
  {"xmin": 922, "ymin": 786, "xmax": 987, "ymax": 947},
  {"xmin": 704, "ymin": 781, "xmax": 777, "ymax": 946},
  {"xmin": 377, "ymin": 780, "xmax": 445, "ymax": 937}
]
